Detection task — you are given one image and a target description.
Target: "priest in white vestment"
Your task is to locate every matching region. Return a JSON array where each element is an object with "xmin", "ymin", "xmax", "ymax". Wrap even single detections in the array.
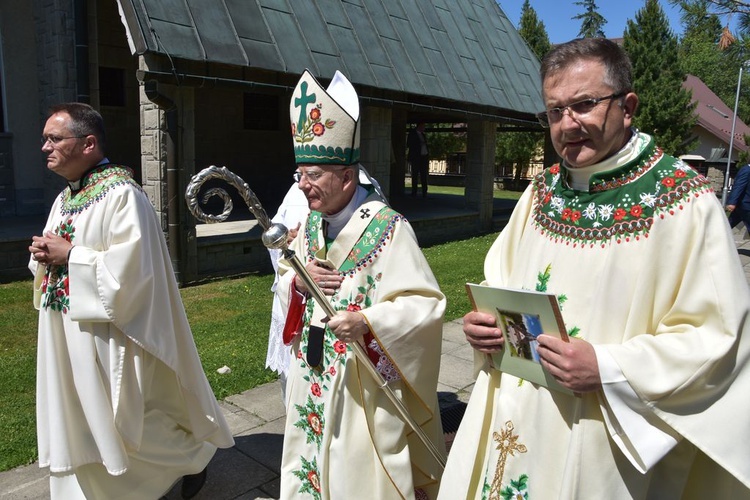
[
  {"xmin": 276, "ymin": 70, "xmax": 446, "ymax": 499},
  {"xmin": 439, "ymin": 38, "xmax": 750, "ymax": 499},
  {"xmin": 30, "ymin": 102, "xmax": 234, "ymax": 499}
]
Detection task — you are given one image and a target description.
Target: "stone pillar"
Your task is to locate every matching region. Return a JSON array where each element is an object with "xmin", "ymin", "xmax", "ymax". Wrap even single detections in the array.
[
  {"xmin": 139, "ymin": 90, "xmax": 168, "ymax": 226},
  {"xmin": 360, "ymin": 106, "xmax": 392, "ymax": 198},
  {"xmin": 139, "ymin": 56, "xmax": 197, "ymax": 283},
  {"xmin": 176, "ymin": 88, "xmax": 197, "ymax": 283},
  {"xmin": 391, "ymin": 109, "xmax": 407, "ymax": 199},
  {"xmin": 465, "ymin": 120, "xmax": 496, "ymax": 231}
]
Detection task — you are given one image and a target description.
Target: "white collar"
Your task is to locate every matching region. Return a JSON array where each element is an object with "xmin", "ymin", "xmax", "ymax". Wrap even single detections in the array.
[
  {"xmin": 322, "ymin": 186, "xmax": 368, "ymax": 239},
  {"xmin": 565, "ymin": 130, "xmax": 646, "ymax": 191}
]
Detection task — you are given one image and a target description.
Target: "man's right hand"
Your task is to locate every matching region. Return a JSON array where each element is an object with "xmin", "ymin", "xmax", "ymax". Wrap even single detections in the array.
[
  {"xmin": 463, "ymin": 311, "xmax": 504, "ymax": 353},
  {"xmin": 294, "ymin": 261, "xmax": 343, "ymax": 296}
]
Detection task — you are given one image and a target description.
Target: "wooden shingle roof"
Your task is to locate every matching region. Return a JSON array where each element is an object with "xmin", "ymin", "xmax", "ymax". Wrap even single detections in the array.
[{"xmin": 118, "ymin": 0, "xmax": 543, "ymax": 119}]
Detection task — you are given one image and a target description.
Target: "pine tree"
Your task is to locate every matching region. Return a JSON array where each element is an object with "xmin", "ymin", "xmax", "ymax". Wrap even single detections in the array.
[
  {"xmin": 624, "ymin": 0, "xmax": 697, "ymax": 155},
  {"xmin": 496, "ymin": 0, "xmax": 548, "ymax": 188},
  {"xmin": 573, "ymin": 0, "xmax": 607, "ymax": 38},
  {"xmin": 518, "ymin": 0, "xmax": 551, "ymax": 59},
  {"xmin": 676, "ymin": 0, "xmax": 750, "ymax": 123}
]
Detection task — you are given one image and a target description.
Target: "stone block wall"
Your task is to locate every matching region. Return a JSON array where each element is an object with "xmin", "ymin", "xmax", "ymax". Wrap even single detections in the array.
[
  {"xmin": 139, "ymin": 97, "xmax": 168, "ymax": 229},
  {"xmin": 195, "ymin": 231, "xmax": 273, "ymax": 279}
]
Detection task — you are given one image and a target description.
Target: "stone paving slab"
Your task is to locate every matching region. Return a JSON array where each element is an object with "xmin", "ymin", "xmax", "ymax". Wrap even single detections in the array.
[{"xmin": 0, "ymin": 319, "xmax": 472, "ymax": 500}]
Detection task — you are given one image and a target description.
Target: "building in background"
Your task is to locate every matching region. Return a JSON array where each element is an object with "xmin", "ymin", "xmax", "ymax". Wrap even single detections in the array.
[
  {"xmin": 0, "ymin": 0, "xmax": 549, "ymax": 282},
  {"xmin": 681, "ymin": 74, "xmax": 750, "ymax": 190}
]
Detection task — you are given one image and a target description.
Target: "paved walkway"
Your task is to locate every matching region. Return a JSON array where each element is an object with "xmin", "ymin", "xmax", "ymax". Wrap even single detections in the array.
[
  {"xmin": 3, "ymin": 226, "xmax": 749, "ymax": 499},
  {"xmin": 0, "ymin": 319, "xmax": 475, "ymax": 500}
]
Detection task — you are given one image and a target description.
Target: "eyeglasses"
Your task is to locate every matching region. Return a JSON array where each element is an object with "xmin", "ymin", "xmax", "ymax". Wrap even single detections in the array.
[
  {"xmin": 536, "ymin": 92, "xmax": 626, "ymax": 128},
  {"xmin": 293, "ymin": 167, "xmax": 345, "ymax": 184},
  {"xmin": 293, "ymin": 170, "xmax": 324, "ymax": 183},
  {"xmin": 41, "ymin": 135, "xmax": 87, "ymax": 146}
]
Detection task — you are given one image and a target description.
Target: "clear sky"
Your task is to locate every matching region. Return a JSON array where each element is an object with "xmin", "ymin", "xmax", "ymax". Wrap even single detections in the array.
[{"xmin": 497, "ymin": 0, "xmax": 688, "ymax": 44}]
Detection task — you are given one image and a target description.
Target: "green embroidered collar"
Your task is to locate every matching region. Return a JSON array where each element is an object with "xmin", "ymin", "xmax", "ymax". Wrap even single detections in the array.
[
  {"xmin": 305, "ymin": 206, "xmax": 402, "ymax": 276},
  {"xmin": 532, "ymin": 136, "xmax": 713, "ymax": 247},
  {"xmin": 60, "ymin": 164, "xmax": 139, "ymax": 214}
]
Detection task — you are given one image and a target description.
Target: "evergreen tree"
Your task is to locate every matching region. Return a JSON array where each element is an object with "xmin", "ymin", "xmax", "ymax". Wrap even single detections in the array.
[
  {"xmin": 573, "ymin": 0, "xmax": 607, "ymax": 38},
  {"xmin": 624, "ymin": 0, "xmax": 697, "ymax": 155},
  {"xmin": 677, "ymin": 1, "xmax": 748, "ymax": 118},
  {"xmin": 518, "ymin": 0, "xmax": 552, "ymax": 59},
  {"xmin": 496, "ymin": 0, "xmax": 548, "ymax": 187}
]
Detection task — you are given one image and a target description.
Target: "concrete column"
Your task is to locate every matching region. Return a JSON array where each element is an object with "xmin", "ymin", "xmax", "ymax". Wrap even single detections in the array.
[
  {"xmin": 360, "ymin": 105, "xmax": 392, "ymax": 198},
  {"xmin": 176, "ymin": 88, "xmax": 197, "ymax": 283},
  {"xmin": 465, "ymin": 120, "xmax": 496, "ymax": 231},
  {"xmin": 139, "ymin": 56, "xmax": 197, "ymax": 283},
  {"xmin": 139, "ymin": 88, "xmax": 167, "ymax": 224},
  {"xmin": 391, "ymin": 109, "xmax": 407, "ymax": 199}
]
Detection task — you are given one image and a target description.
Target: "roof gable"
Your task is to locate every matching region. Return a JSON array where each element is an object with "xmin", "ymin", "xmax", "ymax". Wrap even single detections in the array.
[{"xmin": 118, "ymin": 0, "xmax": 543, "ymax": 117}]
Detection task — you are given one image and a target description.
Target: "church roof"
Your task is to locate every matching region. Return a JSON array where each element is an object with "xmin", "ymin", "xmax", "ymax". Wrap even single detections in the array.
[{"xmin": 117, "ymin": 0, "xmax": 543, "ymax": 121}]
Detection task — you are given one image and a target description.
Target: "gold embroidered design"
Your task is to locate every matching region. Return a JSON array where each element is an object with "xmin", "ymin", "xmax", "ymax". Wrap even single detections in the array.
[{"xmin": 490, "ymin": 421, "xmax": 527, "ymax": 500}]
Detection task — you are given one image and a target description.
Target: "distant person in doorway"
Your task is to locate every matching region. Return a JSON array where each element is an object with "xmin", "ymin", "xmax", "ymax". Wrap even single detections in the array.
[{"xmin": 408, "ymin": 122, "xmax": 430, "ymax": 197}]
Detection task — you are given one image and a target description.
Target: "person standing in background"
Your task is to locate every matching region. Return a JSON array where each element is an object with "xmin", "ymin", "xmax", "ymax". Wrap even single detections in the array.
[{"xmin": 407, "ymin": 122, "xmax": 430, "ymax": 197}]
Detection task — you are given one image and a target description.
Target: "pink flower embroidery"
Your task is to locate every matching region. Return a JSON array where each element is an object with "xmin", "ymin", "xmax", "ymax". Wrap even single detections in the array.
[
  {"xmin": 307, "ymin": 412, "xmax": 322, "ymax": 434},
  {"xmin": 307, "ymin": 471, "xmax": 321, "ymax": 492}
]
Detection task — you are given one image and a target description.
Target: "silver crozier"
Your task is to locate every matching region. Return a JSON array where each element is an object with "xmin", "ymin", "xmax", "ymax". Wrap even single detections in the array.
[{"xmin": 185, "ymin": 165, "xmax": 446, "ymax": 469}]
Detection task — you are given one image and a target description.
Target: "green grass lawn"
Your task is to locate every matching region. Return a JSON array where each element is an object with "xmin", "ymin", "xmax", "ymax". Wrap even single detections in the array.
[
  {"xmin": 0, "ymin": 219, "xmax": 507, "ymax": 471},
  {"xmin": 404, "ymin": 182, "xmax": 524, "ymax": 200}
]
